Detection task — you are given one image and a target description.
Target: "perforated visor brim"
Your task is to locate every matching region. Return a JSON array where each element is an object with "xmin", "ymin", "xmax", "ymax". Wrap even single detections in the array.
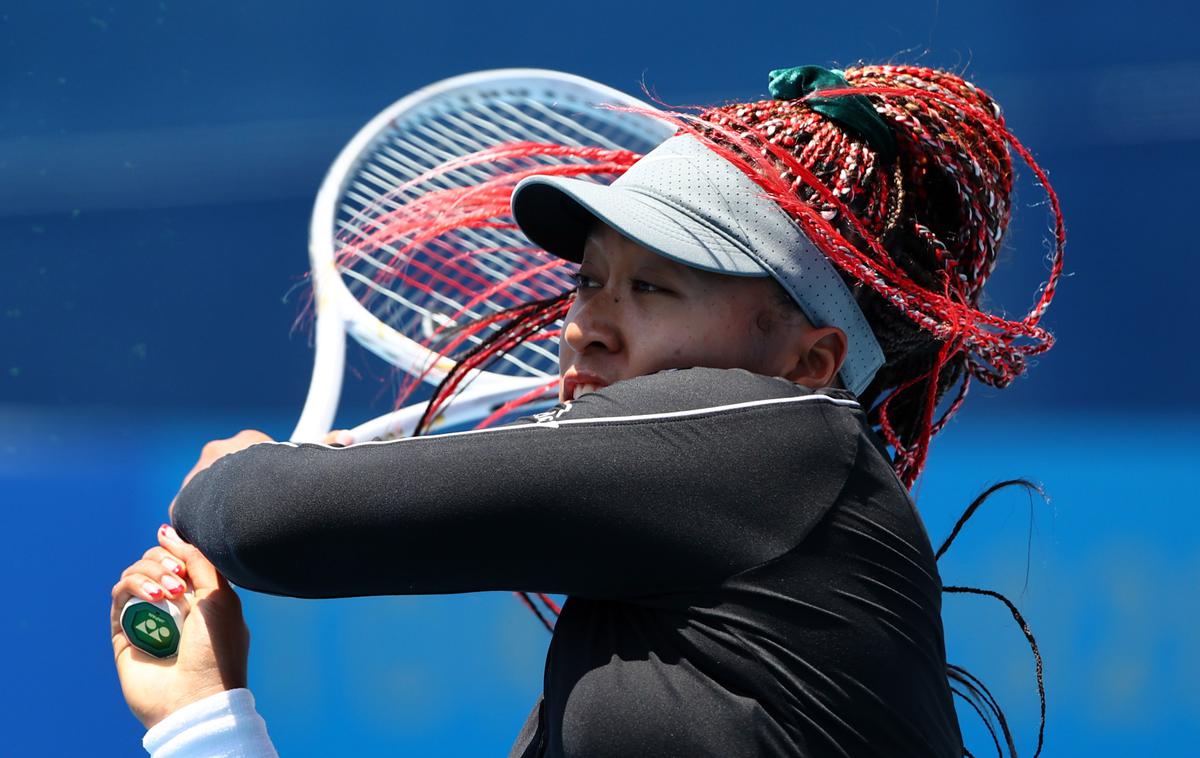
[{"xmin": 511, "ymin": 176, "xmax": 770, "ymax": 277}]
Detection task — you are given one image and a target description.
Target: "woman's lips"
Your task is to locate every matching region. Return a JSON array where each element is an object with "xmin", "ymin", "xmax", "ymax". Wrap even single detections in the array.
[{"xmin": 561, "ymin": 370, "xmax": 609, "ymax": 401}]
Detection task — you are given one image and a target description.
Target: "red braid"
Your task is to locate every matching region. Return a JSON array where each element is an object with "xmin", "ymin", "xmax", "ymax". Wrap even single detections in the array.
[{"xmin": 634, "ymin": 64, "xmax": 1066, "ymax": 486}]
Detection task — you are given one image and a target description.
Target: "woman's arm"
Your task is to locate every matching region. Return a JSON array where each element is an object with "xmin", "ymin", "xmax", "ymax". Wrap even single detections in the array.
[{"xmin": 171, "ymin": 368, "xmax": 861, "ymax": 600}]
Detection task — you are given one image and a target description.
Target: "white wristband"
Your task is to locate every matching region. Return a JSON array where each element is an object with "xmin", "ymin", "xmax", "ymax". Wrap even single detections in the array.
[{"xmin": 143, "ymin": 688, "xmax": 279, "ymax": 758}]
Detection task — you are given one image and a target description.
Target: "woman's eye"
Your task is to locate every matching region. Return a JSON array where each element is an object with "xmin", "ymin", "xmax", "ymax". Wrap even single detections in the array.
[{"xmin": 569, "ymin": 273, "xmax": 666, "ymax": 294}]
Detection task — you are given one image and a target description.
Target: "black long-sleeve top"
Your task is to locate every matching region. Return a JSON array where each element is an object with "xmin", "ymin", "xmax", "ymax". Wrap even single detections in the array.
[{"xmin": 171, "ymin": 367, "xmax": 962, "ymax": 757}]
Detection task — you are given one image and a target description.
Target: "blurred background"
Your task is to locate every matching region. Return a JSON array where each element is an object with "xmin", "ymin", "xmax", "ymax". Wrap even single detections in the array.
[{"xmin": 2, "ymin": 0, "xmax": 1196, "ymax": 754}]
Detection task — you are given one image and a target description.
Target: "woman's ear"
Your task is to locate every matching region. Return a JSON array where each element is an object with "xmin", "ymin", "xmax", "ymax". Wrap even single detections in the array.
[{"xmin": 782, "ymin": 326, "xmax": 848, "ymax": 389}]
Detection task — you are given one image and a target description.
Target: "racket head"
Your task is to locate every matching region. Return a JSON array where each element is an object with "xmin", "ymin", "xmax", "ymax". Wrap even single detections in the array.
[{"xmin": 293, "ymin": 69, "xmax": 675, "ymax": 442}]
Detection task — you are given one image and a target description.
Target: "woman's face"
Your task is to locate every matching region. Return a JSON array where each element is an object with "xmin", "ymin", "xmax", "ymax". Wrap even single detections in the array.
[{"xmin": 557, "ymin": 223, "xmax": 844, "ymax": 402}]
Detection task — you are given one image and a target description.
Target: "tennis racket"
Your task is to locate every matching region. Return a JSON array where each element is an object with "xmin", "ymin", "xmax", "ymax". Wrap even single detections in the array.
[
  {"xmin": 292, "ymin": 68, "xmax": 675, "ymax": 443},
  {"xmin": 124, "ymin": 69, "xmax": 674, "ymax": 657}
]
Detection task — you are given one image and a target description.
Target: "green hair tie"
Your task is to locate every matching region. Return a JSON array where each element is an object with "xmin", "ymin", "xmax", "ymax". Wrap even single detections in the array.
[{"xmin": 767, "ymin": 65, "xmax": 897, "ymax": 162}]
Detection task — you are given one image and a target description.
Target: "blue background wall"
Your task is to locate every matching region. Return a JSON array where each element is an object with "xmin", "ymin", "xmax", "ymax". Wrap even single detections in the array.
[{"xmin": 1, "ymin": 1, "xmax": 1196, "ymax": 754}]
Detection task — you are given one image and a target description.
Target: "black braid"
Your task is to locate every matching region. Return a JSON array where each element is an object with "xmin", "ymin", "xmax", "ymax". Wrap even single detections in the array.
[
  {"xmin": 938, "ymin": 480, "xmax": 1050, "ymax": 758},
  {"xmin": 415, "ymin": 290, "xmax": 573, "ymax": 436}
]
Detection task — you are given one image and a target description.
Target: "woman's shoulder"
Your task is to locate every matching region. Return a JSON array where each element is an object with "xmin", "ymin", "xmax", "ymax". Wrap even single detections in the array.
[
  {"xmin": 645, "ymin": 366, "xmax": 854, "ymax": 397},
  {"xmin": 563, "ymin": 366, "xmax": 862, "ymax": 419}
]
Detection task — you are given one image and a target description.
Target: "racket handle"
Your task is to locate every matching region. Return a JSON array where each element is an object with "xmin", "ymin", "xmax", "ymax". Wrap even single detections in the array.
[{"xmin": 121, "ymin": 594, "xmax": 191, "ymax": 659}]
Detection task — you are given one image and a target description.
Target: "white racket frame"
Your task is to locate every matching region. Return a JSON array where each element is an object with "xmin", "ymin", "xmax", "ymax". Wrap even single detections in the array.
[{"xmin": 291, "ymin": 69, "xmax": 674, "ymax": 443}]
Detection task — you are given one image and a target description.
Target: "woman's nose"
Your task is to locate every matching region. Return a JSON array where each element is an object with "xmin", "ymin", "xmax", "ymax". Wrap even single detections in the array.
[{"xmin": 563, "ymin": 293, "xmax": 621, "ymax": 355}]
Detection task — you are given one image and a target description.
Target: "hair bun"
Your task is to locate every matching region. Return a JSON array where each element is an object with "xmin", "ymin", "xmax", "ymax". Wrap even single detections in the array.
[{"xmin": 843, "ymin": 65, "xmax": 1014, "ymax": 304}]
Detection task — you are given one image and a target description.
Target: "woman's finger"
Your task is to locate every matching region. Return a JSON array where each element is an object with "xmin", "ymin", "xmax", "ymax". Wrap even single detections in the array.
[
  {"xmin": 121, "ymin": 548, "xmax": 186, "ymax": 581},
  {"xmin": 139, "ymin": 545, "xmax": 188, "ymax": 580},
  {"xmin": 112, "ymin": 572, "xmax": 166, "ymax": 605},
  {"xmin": 114, "ymin": 560, "xmax": 190, "ymax": 603},
  {"xmin": 121, "ymin": 554, "xmax": 189, "ymax": 590},
  {"xmin": 158, "ymin": 525, "xmax": 224, "ymax": 591}
]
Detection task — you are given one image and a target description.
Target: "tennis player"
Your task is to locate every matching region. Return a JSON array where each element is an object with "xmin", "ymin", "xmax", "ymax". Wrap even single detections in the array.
[{"xmin": 111, "ymin": 64, "xmax": 1061, "ymax": 757}]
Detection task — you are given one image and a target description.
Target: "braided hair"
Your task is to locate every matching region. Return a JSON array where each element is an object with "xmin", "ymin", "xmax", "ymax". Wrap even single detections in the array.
[
  {"xmin": 370, "ymin": 64, "xmax": 1060, "ymax": 756},
  {"xmin": 670, "ymin": 64, "xmax": 1063, "ymax": 486}
]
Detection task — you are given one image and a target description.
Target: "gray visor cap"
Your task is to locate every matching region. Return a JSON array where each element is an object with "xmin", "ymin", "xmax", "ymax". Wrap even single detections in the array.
[{"xmin": 510, "ymin": 134, "xmax": 884, "ymax": 395}]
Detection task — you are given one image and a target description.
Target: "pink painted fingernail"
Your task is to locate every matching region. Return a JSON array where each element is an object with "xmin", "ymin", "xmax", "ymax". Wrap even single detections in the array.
[
  {"xmin": 162, "ymin": 575, "xmax": 184, "ymax": 592},
  {"xmin": 143, "ymin": 581, "xmax": 163, "ymax": 598},
  {"xmin": 162, "ymin": 557, "xmax": 183, "ymax": 574},
  {"xmin": 162, "ymin": 525, "xmax": 180, "ymax": 541}
]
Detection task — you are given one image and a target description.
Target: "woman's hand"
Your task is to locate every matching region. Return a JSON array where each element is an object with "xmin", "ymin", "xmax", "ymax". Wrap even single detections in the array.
[
  {"xmin": 323, "ymin": 429, "xmax": 355, "ymax": 446},
  {"xmin": 169, "ymin": 429, "xmax": 273, "ymax": 522},
  {"xmin": 110, "ymin": 525, "xmax": 250, "ymax": 730},
  {"xmin": 180, "ymin": 429, "xmax": 275, "ymax": 490},
  {"xmin": 171, "ymin": 429, "xmax": 347, "ymax": 515}
]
